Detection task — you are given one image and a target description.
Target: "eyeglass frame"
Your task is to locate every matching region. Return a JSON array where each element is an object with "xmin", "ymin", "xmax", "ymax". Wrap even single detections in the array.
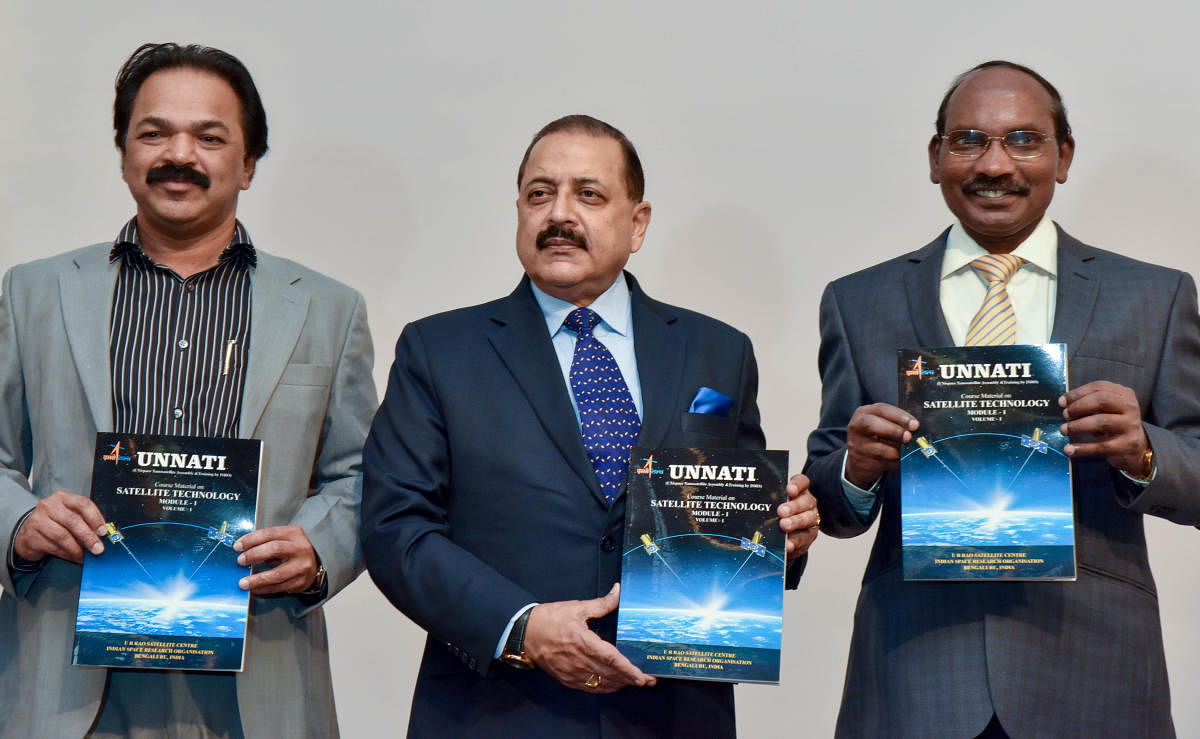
[{"xmin": 938, "ymin": 129, "xmax": 1057, "ymax": 160}]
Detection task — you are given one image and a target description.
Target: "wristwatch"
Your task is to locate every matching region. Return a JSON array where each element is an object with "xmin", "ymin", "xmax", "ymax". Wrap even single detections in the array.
[
  {"xmin": 1130, "ymin": 446, "xmax": 1156, "ymax": 483},
  {"xmin": 499, "ymin": 608, "xmax": 535, "ymax": 670},
  {"xmin": 300, "ymin": 564, "xmax": 327, "ymax": 597}
]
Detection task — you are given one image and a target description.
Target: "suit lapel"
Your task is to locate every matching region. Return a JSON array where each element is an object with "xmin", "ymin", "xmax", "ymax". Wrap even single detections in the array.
[
  {"xmin": 1049, "ymin": 226, "xmax": 1100, "ymax": 366},
  {"xmin": 59, "ymin": 248, "xmax": 120, "ymax": 430},
  {"xmin": 903, "ymin": 232, "xmax": 955, "ymax": 347},
  {"xmin": 240, "ymin": 255, "xmax": 310, "ymax": 438},
  {"xmin": 488, "ymin": 278, "xmax": 605, "ymax": 502},
  {"xmin": 629, "ymin": 275, "xmax": 684, "ymax": 452}
]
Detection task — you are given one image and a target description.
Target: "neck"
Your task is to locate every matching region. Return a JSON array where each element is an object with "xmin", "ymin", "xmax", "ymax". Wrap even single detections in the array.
[
  {"xmin": 136, "ymin": 213, "xmax": 238, "ymax": 278},
  {"xmin": 963, "ymin": 222, "xmax": 1040, "ymax": 255},
  {"xmin": 531, "ymin": 274, "xmax": 623, "ymax": 309}
]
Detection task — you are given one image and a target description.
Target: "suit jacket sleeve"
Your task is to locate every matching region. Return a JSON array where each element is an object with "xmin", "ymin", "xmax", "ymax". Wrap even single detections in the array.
[
  {"xmin": 1115, "ymin": 271, "xmax": 1200, "ymax": 524},
  {"xmin": 361, "ymin": 322, "xmax": 537, "ymax": 675},
  {"xmin": 803, "ymin": 281, "xmax": 882, "ymax": 538},
  {"xmin": 287, "ymin": 292, "xmax": 377, "ymax": 614},
  {"xmin": 0, "ymin": 267, "xmax": 39, "ymax": 595}
]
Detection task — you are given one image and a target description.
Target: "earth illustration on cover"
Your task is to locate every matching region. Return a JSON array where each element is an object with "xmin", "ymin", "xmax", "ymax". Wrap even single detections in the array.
[
  {"xmin": 617, "ymin": 532, "xmax": 784, "ymax": 651},
  {"xmin": 900, "ymin": 431, "xmax": 1074, "ymax": 548},
  {"xmin": 77, "ymin": 519, "xmax": 253, "ymax": 639}
]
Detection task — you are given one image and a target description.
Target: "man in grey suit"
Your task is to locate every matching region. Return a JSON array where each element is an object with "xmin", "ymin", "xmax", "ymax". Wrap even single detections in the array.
[
  {"xmin": 0, "ymin": 43, "xmax": 376, "ymax": 737},
  {"xmin": 806, "ymin": 60, "xmax": 1200, "ymax": 737}
]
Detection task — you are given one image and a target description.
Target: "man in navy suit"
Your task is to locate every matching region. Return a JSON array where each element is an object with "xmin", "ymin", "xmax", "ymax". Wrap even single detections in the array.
[
  {"xmin": 361, "ymin": 115, "xmax": 818, "ymax": 737},
  {"xmin": 805, "ymin": 61, "xmax": 1200, "ymax": 737}
]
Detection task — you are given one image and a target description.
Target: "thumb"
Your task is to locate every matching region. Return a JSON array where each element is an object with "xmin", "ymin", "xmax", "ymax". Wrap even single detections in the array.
[{"xmin": 584, "ymin": 582, "xmax": 621, "ymax": 619}]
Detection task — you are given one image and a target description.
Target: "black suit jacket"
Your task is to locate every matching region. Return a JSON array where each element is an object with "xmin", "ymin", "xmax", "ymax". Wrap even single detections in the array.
[
  {"xmin": 805, "ymin": 226, "xmax": 1200, "ymax": 738},
  {"xmin": 362, "ymin": 273, "xmax": 781, "ymax": 738}
]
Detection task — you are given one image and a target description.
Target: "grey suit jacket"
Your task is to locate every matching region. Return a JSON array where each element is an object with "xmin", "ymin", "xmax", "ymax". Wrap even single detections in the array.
[
  {"xmin": 805, "ymin": 225, "xmax": 1200, "ymax": 738},
  {"xmin": 0, "ymin": 242, "xmax": 377, "ymax": 738}
]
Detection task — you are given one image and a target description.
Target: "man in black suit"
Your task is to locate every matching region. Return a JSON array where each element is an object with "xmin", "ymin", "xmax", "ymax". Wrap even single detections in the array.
[
  {"xmin": 361, "ymin": 115, "xmax": 818, "ymax": 737},
  {"xmin": 805, "ymin": 61, "xmax": 1200, "ymax": 737}
]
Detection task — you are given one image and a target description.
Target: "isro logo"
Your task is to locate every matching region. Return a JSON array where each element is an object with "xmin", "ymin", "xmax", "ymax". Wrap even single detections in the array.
[
  {"xmin": 905, "ymin": 356, "xmax": 935, "ymax": 379},
  {"xmin": 635, "ymin": 455, "xmax": 663, "ymax": 476},
  {"xmin": 101, "ymin": 442, "xmax": 131, "ymax": 464}
]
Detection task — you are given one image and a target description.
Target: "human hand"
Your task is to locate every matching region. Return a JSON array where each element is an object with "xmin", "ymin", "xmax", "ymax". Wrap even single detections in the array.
[
  {"xmin": 778, "ymin": 473, "xmax": 819, "ymax": 560},
  {"xmin": 523, "ymin": 583, "xmax": 655, "ymax": 694},
  {"xmin": 12, "ymin": 490, "xmax": 107, "ymax": 564},
  {"xmin": 845, "ymin": 403, "xmax": 919, "ymax": 489},
  {"xmin": 234, "ymin": 525, "xmax": 320, "ymax": 595},
  {"xmin": 1060, "ymin": 381, "xmax": 1151, "ymax": 477}
]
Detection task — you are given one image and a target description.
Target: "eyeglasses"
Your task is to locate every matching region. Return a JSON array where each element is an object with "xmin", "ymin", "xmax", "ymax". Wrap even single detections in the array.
[{"xmin": 940, "ymin": 129, "xmax": 1056, "ymax": 159}]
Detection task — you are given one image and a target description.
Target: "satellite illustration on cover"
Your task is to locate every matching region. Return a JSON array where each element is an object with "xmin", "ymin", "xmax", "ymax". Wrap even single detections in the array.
[
  {"xmin": 898, "ymin": 344, "xmax": 1075, "ymax": 581},
  {"xmin": 73, "ymin": 433, "xmax": 261, "ymax": 671},
  {"xmin": 616, "ymin": 447, "xmax": 788, "ymax": 684}
]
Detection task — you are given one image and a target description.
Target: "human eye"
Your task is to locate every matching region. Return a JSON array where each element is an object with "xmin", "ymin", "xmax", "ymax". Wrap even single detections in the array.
[
  {"xmin": 945, "ymin": 130, "xmax": 987, "ymax": 156},
  {"xmin": 526, "ymin": 187, "xmax": 552, "ymax": 204},
  {"xmin": 1005, "ymin": 130, "xmax": 1039, "ymax": 147},
  {"xmin": 949, "ymin": 130, "xmax": 985, "ymax": 147},
  {"xmin": 138, "ymin": 130, "xmax": 162, "ymax": 140}
]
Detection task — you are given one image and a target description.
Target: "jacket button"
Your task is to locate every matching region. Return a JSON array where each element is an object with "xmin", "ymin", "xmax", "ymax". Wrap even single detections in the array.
[{"xmin": 601, "ymin": 536, "xmax": 616, "ymax": 552}]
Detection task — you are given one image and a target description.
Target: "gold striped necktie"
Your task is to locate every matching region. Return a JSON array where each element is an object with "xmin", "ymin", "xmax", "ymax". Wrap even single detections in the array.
[{"xmin": 964, "ymin": 253, "xmax": 1024, "ymax": 346}]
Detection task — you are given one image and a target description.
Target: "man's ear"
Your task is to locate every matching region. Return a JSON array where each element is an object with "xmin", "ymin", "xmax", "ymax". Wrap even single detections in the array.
[
  {"xmin": 629, "ymin": 201, "xmax": 652, "ymax": 254},
  {"xmin": 241, "ymin": 156, "xmax": 257, "ymax": 189},
  {"xmin": 928, "ymin": 134, "xmax": 943, "ymax": 184},
  {"xmin": 1055, "ymin": 135, "xmax": 1075, "ymax": 184}
]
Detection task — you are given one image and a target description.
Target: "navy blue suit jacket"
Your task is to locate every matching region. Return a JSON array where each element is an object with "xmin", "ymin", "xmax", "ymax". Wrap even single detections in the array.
[
  {"xmin": 805, "ymin": 226, "xmax": 1200, "ymax": 738},
  {"xmin": 362, "ymin": 273, "xmax": 785, "ymax": 738}
]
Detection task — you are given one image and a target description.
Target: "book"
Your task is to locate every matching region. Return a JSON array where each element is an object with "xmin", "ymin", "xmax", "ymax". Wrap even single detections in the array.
[
  {"xmin": 73, "ymin": 433, "xmax": 262, "ymax": 671},
  {"xmin": 615, "ymin": 447, "xmax": 789, "ymax": 684},
  {"xmin": 898, "ymin": 344, "xmax": 1075, "ymax": 581}
]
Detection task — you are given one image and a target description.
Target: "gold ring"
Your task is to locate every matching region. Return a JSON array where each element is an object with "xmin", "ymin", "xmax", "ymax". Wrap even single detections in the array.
[
  {"xmin": 813, "ymin": 514, "xmax": 822, "ymax": 528},
  {"xmin": 584, "ymin": 673, "xmax": 602, "ymax": 689}
]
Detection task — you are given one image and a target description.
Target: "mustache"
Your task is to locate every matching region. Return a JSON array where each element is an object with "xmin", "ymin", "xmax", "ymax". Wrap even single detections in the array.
[
  {"xmin": 146, "ymin": 164, "xmax": 211, "ymax": 189},
  {"xmin": 536, "ymin": 224, "xmax": 587, "ymax": 250},
  {"xmin": 962, "ymin": 175, "xmax": 1030, "ymax": 197}
]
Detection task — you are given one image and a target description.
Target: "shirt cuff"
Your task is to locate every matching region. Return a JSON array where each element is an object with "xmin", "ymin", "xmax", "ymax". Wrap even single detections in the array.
[
  {"xmin": 1119, "ymin": 463, "xmax": 1157, "ymax": 487},
  {"xmin": 840, "ymin": 451, "xmax": 880, "ymax": 520},
  {"xmin": 8, "ymin": 508, "xmax": 43, "ymax": 576},
  {"xmin": 493, "ymin": 602, "xmax": 538, "ymax": 659}
]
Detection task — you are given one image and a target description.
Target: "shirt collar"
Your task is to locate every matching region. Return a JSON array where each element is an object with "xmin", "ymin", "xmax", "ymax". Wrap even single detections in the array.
[
  {"xmin": 942, "ymin": 216, "xmax": 1058, "ymax": 279},
  {"xmin": 529, "ymin": 274, "xmax": 633, "ymax": 338},
  {"xmin": 109, "ymin": 217, "xmax": 258, "ymax": 270}
]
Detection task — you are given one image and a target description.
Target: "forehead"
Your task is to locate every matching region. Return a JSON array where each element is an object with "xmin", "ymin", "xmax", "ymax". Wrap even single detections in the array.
[
  {"xmin": 943, "ymin": 67, "xmax": 1057, "ymax": 131},
  {"xmin": 522, "ymin": 131, "xmax": 626, "ymax": 187},
  {"xmin": 131, "ymin": 67, "xmax": 243, "ymax": 127}
]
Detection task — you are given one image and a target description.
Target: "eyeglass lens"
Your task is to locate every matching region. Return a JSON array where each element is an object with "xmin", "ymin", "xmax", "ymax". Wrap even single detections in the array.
[{"xmin": 945, "ymin": 130, "xmax": 1051, "ymax": 159}]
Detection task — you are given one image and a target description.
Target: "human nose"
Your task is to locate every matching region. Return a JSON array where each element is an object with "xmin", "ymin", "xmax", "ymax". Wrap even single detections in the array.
[
  {"xmin": 163, "ymin": 133, "xmax": 197, "ymax": 164},
  {"xmin": 975, "ymin": 136, "xmax": 1016, "ymax": 175},
  {"xmin": 548, "ymin": 190, "xmax": 575, "ymax": 225}
]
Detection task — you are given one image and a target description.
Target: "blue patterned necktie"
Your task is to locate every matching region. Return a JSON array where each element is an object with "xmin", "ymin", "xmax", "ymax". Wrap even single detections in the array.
[{"xmin": 565, "ymin": 307, "xmax": 641, "ymax": 506}]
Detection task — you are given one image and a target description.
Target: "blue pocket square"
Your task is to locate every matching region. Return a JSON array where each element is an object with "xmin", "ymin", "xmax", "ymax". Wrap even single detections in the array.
[{"xmin": 688, "ymin": 386, "xmax": 733, "ymax": 417}]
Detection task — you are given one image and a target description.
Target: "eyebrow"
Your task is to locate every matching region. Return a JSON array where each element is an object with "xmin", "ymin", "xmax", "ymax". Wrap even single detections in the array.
[{"xmin": 135, "ymin": 116, "xmax": 231, "ymax": 133}]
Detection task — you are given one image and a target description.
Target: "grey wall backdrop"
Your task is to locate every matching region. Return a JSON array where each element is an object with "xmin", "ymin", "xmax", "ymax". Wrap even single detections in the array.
[{"xmin": 3, "ymin": 2, "xmax": 1198, "ymax": 736}]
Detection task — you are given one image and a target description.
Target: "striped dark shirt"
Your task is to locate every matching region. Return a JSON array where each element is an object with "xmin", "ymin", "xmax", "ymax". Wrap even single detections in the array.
[{"xmin": 109, "ymin": 218, "xmax": 255, "ymax": 437}]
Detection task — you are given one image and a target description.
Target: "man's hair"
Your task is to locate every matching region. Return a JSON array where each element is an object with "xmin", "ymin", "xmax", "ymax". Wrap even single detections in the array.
[
  {"xmin": 517, "ymin": 114, "xmax": 645, "ymax": 202},
  {"xmin": 114, "ymin": 42, "xmax": 269, "ymax": 160},
  {"xmin": 935, "ymin": 60, "xmax": 1071, "ymax": 141}
]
